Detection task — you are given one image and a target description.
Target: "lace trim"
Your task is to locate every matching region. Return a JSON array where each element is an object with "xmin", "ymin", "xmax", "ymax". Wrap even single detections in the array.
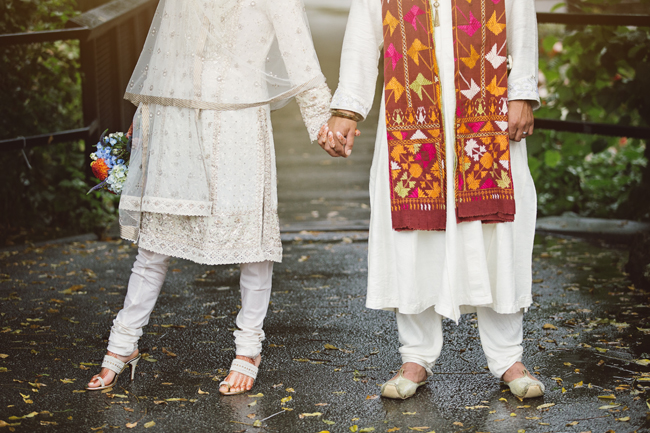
[
  {"xmin": 295, "ymin": 83, "xmax": 332, "ymax": 142},
  {"xmin": 120, "ymin": 195, "xmax": 212, "ymax": 217},
  {"xmin": 331, "ymin": 89, "xmax": 370, "ymax": 120},
  {"xmin": 508, "ymin": 75, "xmax": 540, "ymax": 109}
]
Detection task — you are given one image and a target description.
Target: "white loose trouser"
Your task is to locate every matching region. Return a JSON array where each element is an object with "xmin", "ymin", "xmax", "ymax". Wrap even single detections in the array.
[
  {"xmin": 107, "ymin": 248, "xmax": 273, "ymax": 359},
  {"xmin": 397, "ymin": 306, "xmax": 524, "ymax": 379}
]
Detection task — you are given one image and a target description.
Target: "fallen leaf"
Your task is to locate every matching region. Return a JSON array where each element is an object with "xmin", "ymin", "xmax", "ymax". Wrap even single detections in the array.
[
  {"xmin": 407, "ymin": 428, "xmax": 430, "ymax": 432},
  {"xmin": 542, "ymin": 323, "xmax": 557, "ymax": 330},
  {"xmin": 324, "ymin": 344, "xmax": 338, "ymax": 350},
  {"xmin": 299, "ymin": 412, "xmax": 322, "ymax": 418},
  {"xmin": 566, "ymin": 421, "xmax": 578, "ymax": 426},
  {"xmin": 315, "ymin": 403, "xmax": 329, "ymax": 406},
  {"xmin": 198, "ymin": 388, "xmax": 209, "ymax": 395},
  {"xmin": 387, "ymin": 428, "xmax": 400, "ymax": 432},
  {"xmin": 323, "ymin": 420, "xmax": 336, "ymax": 425},
  {"xmin": 350, "ymin": 426, "xmax": 358, "ymax": 432},
  {"xmin": 616, "ymin": 416, "xmax": 630, "ymax": 422},
  {"xmin": 453, "ymin": 421, "xmax": 464, "ymax": 426},
  {"xmin": 366, "ymin": 395, "xmax": 379, "ymax": 400},
  {"xmin": 253, "ymin": 420, "xmax": 262, "ymax": 427},
  {"xmin": 248, "ymin": 393, "xmax": 264, "ymax": 398},
  {"xmin": 91, "ymin": 424, "xmax": 107, "ymax": 431},
  {"xmin": 635, "ymin": 359, "xmax": 650, "ymax": 366},
  {"xmin": 359, "ymin": 428, "xmax": 375, "ymax": 433},
  {"xmin": 537, "ymin": 403, "xmax": 555, "ymax": 410},
  {"xmin": 162, "ymin": 348, "xmax": 177, "ymax": 357},
  {"xmin": 248, "ymin": 400, "xmax": 257, "ymax": 407},
  {"xmin": 145, "ymin": 420, "xmax": 156, "ymax": 428},
  {"xmin": 165, "ymin": 398, "xmax": 187, "ymax": 402},
  {"xmin": 60, "ymin": 378, "xmax": 75, "ymax": 384},
  {"xmin": 574, "ymin": 381, "xmax": 583, "ymax": 388},
  {"xmin": 595, "ymin": 347, "xmax": 608, "ymax": 353},
  {"xmin": 0, "ymin": 354, "xmax": 8, "ymax": 359},
  {"xmin": 402, "ymin": 412, "xmax": 416, "ymax": 415},
  {"xmin": 598, "ymin": 395, "xmax": 616, "ymax": 400},
  {"xmin": 126, "ymin": 421, "xmax": 138, "ymax": 428},
  {"xmin": 281, "ymin": 396, "xmax": 292, "ymax": 404},
  {"xmin": 285, "ymin": 388, "xmax": 295, "ymax": 393},
  {"xmin": 599, "ymin": 404, "xmax": 621, "ymax": 409}
]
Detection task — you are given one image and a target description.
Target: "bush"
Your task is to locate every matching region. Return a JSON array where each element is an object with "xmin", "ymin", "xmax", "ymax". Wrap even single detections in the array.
[
  {"xmin": 531, "ymin": 20, "xmax": 650, "ymax": 220},
  {"xmin": 1, "ymin": 0, "xmax": 119, "ymax": 245}
]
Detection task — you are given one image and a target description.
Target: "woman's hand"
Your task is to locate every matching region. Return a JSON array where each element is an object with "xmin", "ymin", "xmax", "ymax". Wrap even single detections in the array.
[{"xmin": 317, "ymin": 112, "xmax": 361, "ymax": 158}]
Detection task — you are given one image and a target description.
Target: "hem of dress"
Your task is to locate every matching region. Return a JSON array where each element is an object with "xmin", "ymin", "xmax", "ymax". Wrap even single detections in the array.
[
  {"xmin": 121, "ymin": 231, "xmax": 283, "ymax": 265},
  {"xmin": 366, "ymin": 295, "xmax": 533, "ymax": 321}
]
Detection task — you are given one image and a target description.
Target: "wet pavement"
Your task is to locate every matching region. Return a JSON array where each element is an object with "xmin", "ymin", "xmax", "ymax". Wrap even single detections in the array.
[
  {"xmin": 1, "ymin": 232, "xmax": 649, "ymax": 433},
  {"xmin": 1, "ymin": 3, "xmax": 650, "ymax": 433}
]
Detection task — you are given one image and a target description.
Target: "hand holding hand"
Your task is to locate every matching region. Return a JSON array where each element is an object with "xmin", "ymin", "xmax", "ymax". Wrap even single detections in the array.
[
  {"xmin": 508, "ymin": 100, "xmax": 534, "ymax": 142},
  {"xmin": 317, "ymin": 111, "xmax": 361, "ymax": 158}
]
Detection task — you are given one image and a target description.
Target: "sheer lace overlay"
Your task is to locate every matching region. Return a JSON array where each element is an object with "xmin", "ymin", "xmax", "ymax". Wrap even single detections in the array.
[{"xmin": 118, "ymin": 0, "xmax": 331, "ymax": 265}]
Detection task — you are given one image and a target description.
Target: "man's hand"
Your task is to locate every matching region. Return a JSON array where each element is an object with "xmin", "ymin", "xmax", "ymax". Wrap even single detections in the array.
[
  {"xmin": 317, "ymin": 111, "xmax": 360, "ymax": 158},
  {"xmin": 508, "ymin": 100, "xmax": 534, "ymax": 142}
]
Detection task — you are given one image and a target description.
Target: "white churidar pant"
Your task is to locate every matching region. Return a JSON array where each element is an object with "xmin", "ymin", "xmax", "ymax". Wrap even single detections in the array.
[
  {"xmin": 397, "ymin": 307, "xmax": 523, "ymax": 379},
  {"xmin": 107, "ymin": 248, "xmax": 273, "ymax": 359}
]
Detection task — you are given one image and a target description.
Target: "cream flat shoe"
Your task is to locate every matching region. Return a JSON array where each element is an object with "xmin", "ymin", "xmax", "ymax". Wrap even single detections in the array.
[
  {"xmin": 380, "ymin": 368, "xmax": 427, "ymax": 400},
  {"xmin": 504, "ymin": 369, "xmax": 545, "ymax": 399}
]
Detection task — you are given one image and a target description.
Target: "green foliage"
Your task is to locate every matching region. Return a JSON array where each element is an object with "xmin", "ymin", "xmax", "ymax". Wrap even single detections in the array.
[
  {"xmin": 531, "ymin": 20, "xmax": 650, "ymax": 220},
  {"xmin": 1, "ymin": 0, "xmax": 118, "ymax": 245}
]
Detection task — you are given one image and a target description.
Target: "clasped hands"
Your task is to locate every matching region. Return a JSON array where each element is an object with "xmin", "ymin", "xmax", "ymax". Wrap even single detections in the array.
[
  {"xmin": 317, "ymin": 110, "xmax": 361, "ymax": 158},
  {"xmin": 316, "ymin": 101, "xmax": 534, "ymax": 157}
]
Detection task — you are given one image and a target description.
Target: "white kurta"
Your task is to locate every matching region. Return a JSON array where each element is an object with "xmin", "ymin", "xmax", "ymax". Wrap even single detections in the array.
[
  {"xmin": 119, "ymin": 0, "xmax": 331, "ymax": 266},
  {"xmin": 332, "ymin": 0, "xmax": 540, "ymax": 322}
]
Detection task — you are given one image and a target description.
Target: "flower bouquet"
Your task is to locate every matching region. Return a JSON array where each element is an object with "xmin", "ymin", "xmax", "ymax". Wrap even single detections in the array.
[{"xmin": 88, "ymin": 129, "xmax": 131, "ymax": 195}]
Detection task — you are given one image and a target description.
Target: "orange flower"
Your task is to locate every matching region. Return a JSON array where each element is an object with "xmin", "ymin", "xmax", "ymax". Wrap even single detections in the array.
[{"xmin": 91, "ymin": 158, "xmax": 110, "ymax": 181}]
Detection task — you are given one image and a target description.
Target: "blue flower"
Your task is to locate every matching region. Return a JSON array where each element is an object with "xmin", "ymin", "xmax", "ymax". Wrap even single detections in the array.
[{"xmin": 110, "ymin": 138, "xmax": 117, "ymax": 145}]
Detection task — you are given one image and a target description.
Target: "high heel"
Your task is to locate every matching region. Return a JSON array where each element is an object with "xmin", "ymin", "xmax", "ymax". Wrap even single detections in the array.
[{"xmin": 86, "ymin": 354, "xmax": 141, "ymax": 391}]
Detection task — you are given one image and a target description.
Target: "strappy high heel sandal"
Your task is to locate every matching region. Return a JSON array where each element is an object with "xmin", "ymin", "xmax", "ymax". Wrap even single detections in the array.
[
  {"xmin": 219, "ymin": 357, "xmax": 259, "ymax": 396},
  {"xmin": 86, "ymin": 354, "xmax": 141, "ymax": 391}
]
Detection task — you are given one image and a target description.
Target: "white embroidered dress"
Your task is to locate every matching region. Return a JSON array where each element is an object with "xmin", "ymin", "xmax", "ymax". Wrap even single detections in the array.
[
  {"xmin": 332, "ymin": 0, "xmax": 540, "ymax": 321},
  {"xmin": 119, "ymin": 0, "xmax": 331, "ymax": 265}
]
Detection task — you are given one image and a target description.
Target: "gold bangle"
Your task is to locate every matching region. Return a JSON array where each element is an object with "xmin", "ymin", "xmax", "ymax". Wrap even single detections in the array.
[{"xmin": 330, "ymin": 109, "xmax": 363, "ymax": 122}]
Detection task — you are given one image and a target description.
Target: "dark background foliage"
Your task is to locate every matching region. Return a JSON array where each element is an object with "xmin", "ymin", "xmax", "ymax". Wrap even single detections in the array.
[
  {"xmin": 0, "ymin": 0, "xmax": 649, "ymax": 247},
  {"xmin": 0, "ymin": 0, "xmax": 116, "ymax": 246},
  {"xmin": 530, "ymin": 0, "xmax": 650, "ymax": 220}
]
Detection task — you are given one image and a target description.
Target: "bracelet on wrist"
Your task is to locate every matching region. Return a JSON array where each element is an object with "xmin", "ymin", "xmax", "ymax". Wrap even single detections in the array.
[{"xmin": 330, "ymin": 109, "xmax": 363, "ymax": 122}]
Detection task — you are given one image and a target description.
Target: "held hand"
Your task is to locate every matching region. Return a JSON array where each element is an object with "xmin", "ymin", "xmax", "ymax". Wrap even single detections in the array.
[
  {"xmin": 317, "ymin": 113, "xmax": 360, "ymax": 158},
  {"xmin": 508, "ymin": 100, "xmax": 534, "ymax": 142}
]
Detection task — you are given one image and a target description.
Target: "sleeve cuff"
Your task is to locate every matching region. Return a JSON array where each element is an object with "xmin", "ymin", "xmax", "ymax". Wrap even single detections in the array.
[
  {"xmin": 508, "ymin": 75, "xmax": 540, "ymax": 110},
  {"xmin": 331, "ymin": 88, "xmax": 371, "ymax": 120},
  {"xmin": 295, "ymin": 83, "xmax": 332, "ymax": 142}
]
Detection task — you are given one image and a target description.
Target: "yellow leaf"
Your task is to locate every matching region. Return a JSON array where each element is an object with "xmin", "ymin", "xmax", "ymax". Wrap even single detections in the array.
[
  {"xmin": 510, "ymin": 413, "xmax": 517, "ymax": 417},
  {"xmin": 574, "ymin": 381, "xmax": 583, "ymax": 388},
  {"xmin": 91, "ymin": 424, "xmax": 107, "ymax": 431},
  {"xmin": 595, "ymin": 347, "xmax": 608, "ymax": 353},
  {"xmin": 536, "ymin": 403, "xmax": 555, "ymax": 410},
  {"xmin": 285, "ymin": 388, "xmax": 295, "ymax": 393},
  {"xmin": 248, "ymin": 393, "xmax": 264, "ymax": 398},
  {"xmin": 599, "ymin": 404, "xmax": 621, "ymax": 410},
  {"xmin": 253, "ymin": 420, "xmax": 262, "ymax": 427},
  {"xmin": 299, "ymin": 412, "xmax": 322, "ymax": 418},
  {"xmin": 324, "ymin": 344, "xmax": 338, "ymax": 350},
  {"xmin": 616, "ymin": 416, "xmax": 630, "ymax": 422},
  {"xmin": 387, "ymin": 428, "xmax": 400, "ymax": 432},
  {"xmin": 359, "ymin": 428, "xmax": 375, "ymax": 433},
  {"xmin": 366, "ymin": 395, "xmax": 379, "ymax": 400},
  {"xmin": 0, "ymin": 354, "xmax": 8, "ymax": 359},
  {"xmin": 542, "ymin": 323, "xmax": 557, "ymax": 330},
  {"xmin": 350, "ymin": 426, "xmax": 359, "ymax": 432},
  {"xmin": 635, "ymin": 359, "xmax": 650, "ymax": 366},
  {"xmin": 198, "ymin": 388, "xmax": 209, "ymax": 395},
  {"xmin": 126, "ymin": 422, "xmax": 138, "ymax": 428},
  {"xmin": 248, "ymin": 400, "xmax": 257, "ymax": 407},
  {"xmin": 281, "ymin": 396, "xmax": 292, "ymax": 404},
  {"xmin": 598, "ymin": 394, "xmax": 616, "ymax": 400},
  {"xmin": 499, "ymin": 398, "xmax": 507, "ymax": 402},
  {"xmin": 60, "ymin": 378, "xmax": 75, "ymax": 384},
  {"xmin": 323, "ymin": 420, "xmax": 336, "ymax": 425},
  {"xmin": 165, "ymin": 398, "xmax": 187, "ymax": 402},
  {"xmin": 144, "ymin": 420, "xmax": 156, "ymax": 428},
  {"xmin": 562, "ymin": 387, "xmax": 566, "ymax": 393},
  {"xmin": 402, "ymin": 411, "xmax": 416, "ymax": 415}
]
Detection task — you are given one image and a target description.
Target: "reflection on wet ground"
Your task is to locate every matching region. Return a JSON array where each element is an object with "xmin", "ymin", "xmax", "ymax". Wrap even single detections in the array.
[{"xmin": 0, "ymin": 233, "xmax": 648, "ymax": 432}]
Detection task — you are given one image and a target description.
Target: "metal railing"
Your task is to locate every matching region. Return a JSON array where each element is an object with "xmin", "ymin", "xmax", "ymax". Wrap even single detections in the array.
[
  {"xmin": 0, "ymin": 5, "xmax": 648, "ymax": 155},
  {"xmin": 0, "ymin": 0, "xmax": 158, "ymax": 158}
]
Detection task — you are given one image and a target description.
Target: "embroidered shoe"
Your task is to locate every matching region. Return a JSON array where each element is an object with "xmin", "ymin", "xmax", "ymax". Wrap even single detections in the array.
[
  {"xmin": 380, "ymin": 368, "xmax": 427, "ymax": 400},
  {"xmin": 504, "ymin": 369, "xmax": 545, "ymax": 399}
]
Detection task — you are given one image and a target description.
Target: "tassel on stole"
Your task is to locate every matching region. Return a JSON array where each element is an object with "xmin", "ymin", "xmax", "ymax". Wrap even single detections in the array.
[{"xmin": 433, "ymin": 1, "xmax": 440, "ymax": 27}]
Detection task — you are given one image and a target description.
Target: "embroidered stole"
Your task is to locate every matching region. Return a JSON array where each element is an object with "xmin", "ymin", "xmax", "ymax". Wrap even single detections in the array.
[{"xmin": 383, "ymin": 0, "xmax": 515, "ymax": 231}]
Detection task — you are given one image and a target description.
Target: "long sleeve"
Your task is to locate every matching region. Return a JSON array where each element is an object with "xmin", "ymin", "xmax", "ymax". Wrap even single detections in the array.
[
  {"xmin": 505, "ymin": 0, "xmax": 540, "ymax": 109},
  {"xmin": 330, "ymin": 0, "xmax": 384, "ymax": 120},
  {"xmin": 269, "ymin": 0, "xmax": 331, "ymax": 140}
]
